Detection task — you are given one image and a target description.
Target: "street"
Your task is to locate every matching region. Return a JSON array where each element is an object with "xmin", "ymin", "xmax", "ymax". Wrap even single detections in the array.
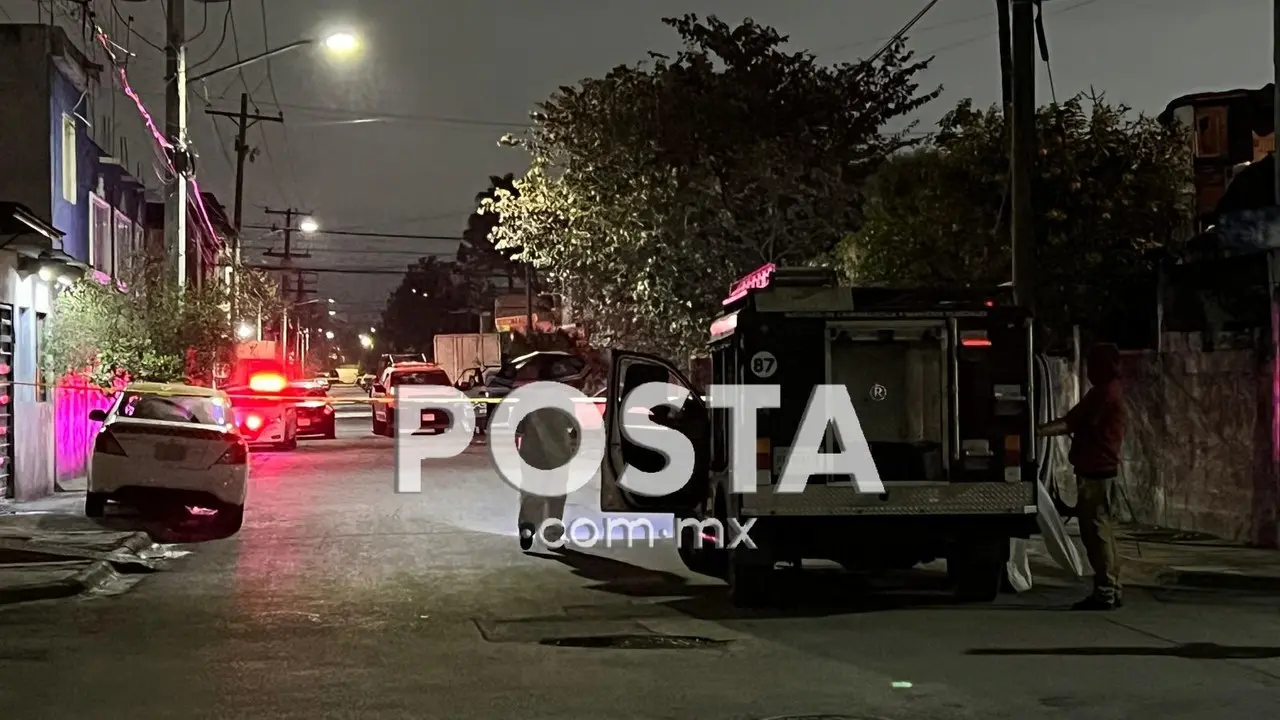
[{"xmin": 2, "ymin": 411, "xmax": 1279, "ymax": 720}]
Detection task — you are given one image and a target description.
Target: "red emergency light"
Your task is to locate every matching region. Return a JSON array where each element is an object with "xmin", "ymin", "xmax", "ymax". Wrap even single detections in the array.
[
  {"xmin": 248, "ymin": 373, "xmax": 287, "ymax": 393},
  {"xmin": 723, "ymin": 263, "xmax": 777, "ymax": 305}
]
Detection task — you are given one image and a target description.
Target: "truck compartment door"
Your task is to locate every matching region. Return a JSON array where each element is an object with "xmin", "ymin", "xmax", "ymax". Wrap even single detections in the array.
[{"xmin": 600, "ymin": 350, "xmax": 709, "ymax": 514}]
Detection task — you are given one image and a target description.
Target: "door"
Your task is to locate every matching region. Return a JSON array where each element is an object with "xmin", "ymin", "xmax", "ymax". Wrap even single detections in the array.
[{"xmin": 600, "ymin": 350, "xmax": 709, "ymax": 514}]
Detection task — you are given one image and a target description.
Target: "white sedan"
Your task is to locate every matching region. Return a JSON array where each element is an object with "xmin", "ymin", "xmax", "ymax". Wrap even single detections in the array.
[{"xmin": 86, "ymin": 382, "xmax": 248, "ymax": 533}]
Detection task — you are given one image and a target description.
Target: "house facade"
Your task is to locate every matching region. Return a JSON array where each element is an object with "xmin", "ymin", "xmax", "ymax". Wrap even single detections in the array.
[{"xmin": 0, "ymin": 23, "xmax": 149, "ymax": 499}]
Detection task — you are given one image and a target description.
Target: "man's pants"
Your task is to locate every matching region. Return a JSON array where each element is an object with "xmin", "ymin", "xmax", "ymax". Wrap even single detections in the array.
[
  {"xmin": 518, "ymin": 492, "xmax": 567, "ymax": 542},
  {"xmin": 1076, "ymin": 476, "xmax": 1121, "ymax": 601}
]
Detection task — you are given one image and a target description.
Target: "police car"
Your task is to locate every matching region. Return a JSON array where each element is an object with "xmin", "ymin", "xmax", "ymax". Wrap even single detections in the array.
[
  {"xmin": 223, "ymin": 372, "xmax": 300, "ymax": 450},
  {"xmin": 370, "ymin": 361, "xmax": 455, "ymax": 436},
  {"xmin": 597, "ymin": 265, "xmax": 1040, "ymax": 607}
]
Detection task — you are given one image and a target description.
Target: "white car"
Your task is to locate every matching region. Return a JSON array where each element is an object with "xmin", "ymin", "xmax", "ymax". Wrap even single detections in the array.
[{"xmin": 86, "ymin": 382, "xmax": 248, "ymax": 532}]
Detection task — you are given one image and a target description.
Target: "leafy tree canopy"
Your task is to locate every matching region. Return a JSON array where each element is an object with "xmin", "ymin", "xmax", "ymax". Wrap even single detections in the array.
[
  {"xmin": 45, "ymin": 263, "xmax": 254, "ymax": 386},
  {"xmin": 377, "ymin": 257, "xmax": 479, "ymax": 352},
  {"xmin": 487, "ymin": 14, "xmax": 939, "ymax": 355},
  {"xmin": 843, "ymin": 94, "xmax": 1191, "ymax": 337}
]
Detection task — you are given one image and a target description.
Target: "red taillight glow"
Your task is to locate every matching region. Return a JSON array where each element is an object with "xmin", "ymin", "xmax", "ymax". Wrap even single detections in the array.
[
  {"xmin": 322, "ymin": 405, "xmax": 334, "ymax": 415},
  {"xmin": 216, "ymin": 440, "xmax": 249, "ymax": 465},
  {"xmin": 961, "ymin": 338, "xmax": 992, "ymax": 347},
  {"xmin": 756, "ymin": 438, "xmax": 771, "ymax": 470},
  {"xmin": 249, "ymin": 373, "xmax": 287, "ymax": 393},
  {"xmin": 244, "ymin": 414, "xmax": 264, "ymax": 431},
  {"xmin": 94, "ymin": 429, "xmax": 127, "ymax": 456}
]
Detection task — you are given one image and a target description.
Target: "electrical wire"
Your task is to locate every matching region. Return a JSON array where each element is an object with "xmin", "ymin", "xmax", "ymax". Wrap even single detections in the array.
[
  {"xmin": 184, "ymin": 0, "xmax": 210, "ymax": 44},
  {"xmin": 258, "ymin": 0, "xmax": 304, "ymax": 208},
  {"xmin": 107, "ymin": 0, "xmax": 163, "ymax": 53},
  {"xmin": 819, "ymin": 8, "xmax": 993, "ymax": 56},
  {"xmin": 919, "ymin": 0, "xmax": 1103, "ymax": 56},
  {"xmin": 188, "ymin": 1, "xmax": 232, "ymax": 70},
  {"xmin": 864, "ymin": 0, "xmax": 943, "ymax": 66}
]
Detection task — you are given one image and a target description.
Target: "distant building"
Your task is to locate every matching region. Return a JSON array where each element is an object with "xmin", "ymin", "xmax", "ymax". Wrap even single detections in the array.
[{"xmin": 1159, "ymin": 85, "xmax": 1275, "ymax": 231}]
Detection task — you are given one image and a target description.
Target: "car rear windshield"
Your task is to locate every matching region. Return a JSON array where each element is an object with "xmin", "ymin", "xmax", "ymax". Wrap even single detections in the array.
[
  {"xmin": 116, "ymin": 392, "xmax": 228, "ymax": 425},
  {"xmin": 392, "ymin": 370, "xmax": 451, "ymax": 386}
]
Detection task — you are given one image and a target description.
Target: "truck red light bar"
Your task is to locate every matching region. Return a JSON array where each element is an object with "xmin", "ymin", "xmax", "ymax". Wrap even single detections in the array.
[
  {"xmin": 248, "ymin": 373, "xmax": 287, "ymax": 393},
  {"xmin": 723, "ymin": 263, "xmax": 777, "ymax": 305},
  {"xmin": 961, "ymin": 338, "xmax": 992, "ymax": 347}
]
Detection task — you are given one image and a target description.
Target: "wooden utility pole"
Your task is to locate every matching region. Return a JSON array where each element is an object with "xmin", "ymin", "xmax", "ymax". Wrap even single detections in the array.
[
  {"xmin": 263, "ymin": 208, "xmax": 312, "ymax": 363},
  {"xmin": 163, "ymin": 0, "xmax": 188, "ymax": 289},
  {"xmin": 524, "ymin": 264, "xmax": 534, "ymax": 335},
  {"xmin": 995, "ymin": 0, "xmax": 1014, "ymax": 264},
  {"xmin": 204, "ymin": 94, "xmax": 282, "ymax": 323},
  {"xmin": 1011, "ymin": 0, "xmax": 1037, "ymax": 312}
]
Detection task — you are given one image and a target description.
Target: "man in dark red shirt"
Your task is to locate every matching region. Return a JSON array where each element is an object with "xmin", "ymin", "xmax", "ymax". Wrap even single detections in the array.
[{"xmin": 1039, "ymin": 343, "xmax": 1127, "ymax": 610}]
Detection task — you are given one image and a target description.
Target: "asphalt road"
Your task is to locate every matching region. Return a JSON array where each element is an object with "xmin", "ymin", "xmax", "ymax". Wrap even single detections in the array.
[{"xmin": 2, "ymin": 415, "xmax": 1279, "ymax": 719}]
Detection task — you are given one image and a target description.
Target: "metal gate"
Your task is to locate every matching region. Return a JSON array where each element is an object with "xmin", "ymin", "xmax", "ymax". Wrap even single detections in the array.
[{"xmin": 0, "ymin": 304, "xmax": 12, "ymax": 498}]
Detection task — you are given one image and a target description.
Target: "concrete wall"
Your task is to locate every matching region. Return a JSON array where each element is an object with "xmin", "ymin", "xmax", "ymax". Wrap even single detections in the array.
[
  {"xmin": 0, "ymin": 24, "xmax": 53, "ymax": 220},
  {"xmin": 0, "ymin": 252, "xmax": 55, "ymax": 500},
  {"xmin": 1047, "ymin": 334, "xmax": 1277, "ymax": 547}
]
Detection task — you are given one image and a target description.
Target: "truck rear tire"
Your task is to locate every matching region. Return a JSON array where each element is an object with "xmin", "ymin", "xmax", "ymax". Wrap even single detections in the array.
[{"xmin": 949, "ymin": 538, "xmax": 1008, "ymax": 603}]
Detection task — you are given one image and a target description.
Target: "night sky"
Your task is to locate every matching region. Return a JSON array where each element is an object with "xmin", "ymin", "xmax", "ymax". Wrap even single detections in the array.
[{"xmin": 0, "ymin": 0, "xmax": 1270, "ymax": 322}]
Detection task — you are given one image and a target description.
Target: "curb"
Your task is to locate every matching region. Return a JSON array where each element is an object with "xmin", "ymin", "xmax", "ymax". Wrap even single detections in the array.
[
  {"xmin": 0, "ymin": 531, "xmax": 153, "ymax": 606},
  {"xmin": 1124, "ymin": 556, "xmax": 1280, "ymax": 593}
]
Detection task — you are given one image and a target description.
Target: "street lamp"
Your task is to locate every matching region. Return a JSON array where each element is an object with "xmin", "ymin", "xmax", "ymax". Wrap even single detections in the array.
[
  {"xmin": 299, "ymin": 217, "xmax": 320, "ymax": 234},
  {"xmin": 325, "ymin": 330, "xmax": 335, "ymax": 340},
  {"xmin": 236, "ymin": 323, "xmax": 254, "ymax": 340},
  {"xmin": 323, "ymin": 32, "xmax": 359, "ymax": 54},
  {"xmin": 359, "ymin": 334, "xmax": 373, "ymax": 349},
  {"xmin": 186, "ymin": 32, "xmax": 363, "ymax": 86}
]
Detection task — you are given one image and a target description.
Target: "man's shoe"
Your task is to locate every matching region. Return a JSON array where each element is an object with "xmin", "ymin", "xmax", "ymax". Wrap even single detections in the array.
[
  {"xmin": 1071, "ymin": 595, "xmax": 1119, "ymax": 611},
  {"xmin": 519, "ymin": 523, "xmax": 535, "ymax": 551}
]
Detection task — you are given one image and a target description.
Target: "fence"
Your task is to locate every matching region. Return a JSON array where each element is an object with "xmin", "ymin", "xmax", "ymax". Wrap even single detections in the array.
[{"xmin": 1046, "ymin": 333, "xmax": 1274, "ymax": 546}]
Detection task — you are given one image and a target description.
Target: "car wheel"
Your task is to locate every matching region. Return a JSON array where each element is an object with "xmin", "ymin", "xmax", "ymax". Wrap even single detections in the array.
[
  {"xmin": 279, "ymin": 436, "xmax": 298, "ymax": 450},
  {"xmin": 324, "ymin": 422, "xmax": 337, "ymax": 440},
  {"xmin": 372, "ymin": 416, "xmax": 386, "ymax": 436},
  {"xmin": 219, "ymin": 504, "xmax": 244, "ymax": 534},
  {"xmin": 85, "ymin": 492, "xmax": 107, "ymax": 518}
]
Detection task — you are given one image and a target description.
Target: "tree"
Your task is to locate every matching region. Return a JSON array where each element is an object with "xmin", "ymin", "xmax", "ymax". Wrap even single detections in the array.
[
  {"xmin": 377, "ymin": 257, "xmax": 478, "ymax": 352},
  {"xmin": 45, "ymin": 263, "xmax": 240, "ymax": 386},
  {"xmin": 843, "ymin": 95, "xmax": 1191, "ymax": 339},
  {"xmin": 487, "ymin": 14, "xmax": 939, "ymax": 355},
  {"xmin": 457, "ymin": 173, "xmax": 524, "ymax": 292}
]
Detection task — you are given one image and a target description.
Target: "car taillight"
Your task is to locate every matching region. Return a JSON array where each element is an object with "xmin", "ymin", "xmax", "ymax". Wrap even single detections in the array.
[
  {"xmin": 216, "ymin": 439, "xmax": 249, "ymax": 465},
  {"xmin": 322, "ymin": 405, "xmax": 334, "ymax": 415},
  {"xmin": 756, "ymin": 437, "xmax": 770, "ymax": 471},
  {"xmin": 94, "ymin": 429, "xmax": 127, "ymax": 456}
]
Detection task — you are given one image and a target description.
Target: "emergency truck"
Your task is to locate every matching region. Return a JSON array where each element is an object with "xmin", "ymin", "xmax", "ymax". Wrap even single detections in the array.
[{"xmin": 598, "ymin": 265, "xmax": 1039, "ymax": 607}]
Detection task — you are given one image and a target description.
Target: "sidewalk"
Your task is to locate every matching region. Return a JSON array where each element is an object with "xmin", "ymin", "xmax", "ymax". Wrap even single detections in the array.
[
  {"xmin": 1027, "ymin": 524, "xmax": 1280, "ymax": 593},
  {"xmin": 0, "ymin": 484, "xmax": 158, "ymax": 605}
]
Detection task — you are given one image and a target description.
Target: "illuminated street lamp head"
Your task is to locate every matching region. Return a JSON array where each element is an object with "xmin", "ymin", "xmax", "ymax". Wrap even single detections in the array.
[
  {"xmin": 359, "ymin": 334, "xmax": 373, "ymax": 349},
  {"xmin": 299, "ymin": 217, "xmax": 319, "ymax": 234},
  {"xmin": 322, "ymin": 32, "xmax": 359, "ymax": 55},
  {"xmin": 236, "ymin": 323, "xmax": 254, "ymax": 340},
  {"xmin": 325, "ymin": 331, "xmax": 335, "ymax": 340},
  {"xmin": 328, "ymin": 309, "xmax": 336, "ymax": 316}
]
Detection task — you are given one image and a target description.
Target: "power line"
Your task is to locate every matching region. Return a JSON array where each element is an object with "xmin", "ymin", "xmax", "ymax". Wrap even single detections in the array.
[
  {"xmin": 866, "ymin": 0, "xmax": 945, "ymax": 65},
  {"xmin": 188, "ymin": 1, "xmax": 231, "ymax": 69},
  {"xmin": 108, "ymin": 0, "xmax": 164, "ymax": 53},
  {"xmin": 241, "ymin": 246, "xmax": 457, "ymax": 256},
  {"xmin": 919, "ymin": 0, "xmax": 1103, "ymax": 56},
  {"xmin": 258, "ymin": 0, "xmax": 304, "ymax": 208},
  {"xmin": 242, "ymin": 225, "xmax": 464, "ymax": 241},
  {"xmin": 255, "ymin": 102, "xmax": 530, "ymax": 129},
  {"xmin": 818, "ymin": 9, "xmax": 994, "ymax": 56}
]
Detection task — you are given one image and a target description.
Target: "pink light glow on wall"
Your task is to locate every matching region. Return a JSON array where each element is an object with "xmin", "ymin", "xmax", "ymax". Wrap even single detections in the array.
[
  {"xmin": 723, "ymin": 263, "xmax": 776, "ymax": 305},
  {"xmin": 54, "ymin": 374, "xmax": 122, "ymax": 483}
]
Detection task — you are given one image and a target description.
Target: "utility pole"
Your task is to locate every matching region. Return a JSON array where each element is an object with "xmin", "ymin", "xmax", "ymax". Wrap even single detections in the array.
[
  {"xmin": 1274, "ymin": 0, "xmax": 1280, "ymax": 207},
  {"xmin": 204, "ymin": 94, "xmax": 282, "ymax": 322},
  {"xmin": 264, "ymin": 208, "xmax": 311, "ymax": 366},
  {"xmin": 163, "ymin": 0, "xmax": 188, "ymax": 289},
  {"xmin": 1010, "ymin": 0, "xmax": 1037, "ymax": 313}
]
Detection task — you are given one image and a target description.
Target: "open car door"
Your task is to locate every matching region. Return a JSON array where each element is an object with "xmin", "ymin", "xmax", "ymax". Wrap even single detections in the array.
[{"xmin": 600, "ymin": 350, "xmax": 709, "ymax": 514}]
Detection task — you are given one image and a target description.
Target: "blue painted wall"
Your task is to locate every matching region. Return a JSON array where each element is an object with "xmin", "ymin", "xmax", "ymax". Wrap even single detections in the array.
[{"xmin": 48, "ymin": 63, "xmax": 145, "ymax": 268}]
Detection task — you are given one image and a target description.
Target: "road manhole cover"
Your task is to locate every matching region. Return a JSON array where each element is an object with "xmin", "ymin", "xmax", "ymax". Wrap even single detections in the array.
[{"xmin": 539, "ymin": 634, "xmax": 729, "ymax": 650}]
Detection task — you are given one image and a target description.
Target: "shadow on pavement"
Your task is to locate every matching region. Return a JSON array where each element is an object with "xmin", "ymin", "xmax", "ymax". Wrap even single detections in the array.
[
  {"xmin": 85, "ymin": 504, "xmax": 238, "ymax": 544},
  {"xmin": 968, "ymin": 643, "xmax": 1280, "ymax": 659},
  {"xmin": 530, "ymin": 548, "xmax": 1047, "ymax": 619}
]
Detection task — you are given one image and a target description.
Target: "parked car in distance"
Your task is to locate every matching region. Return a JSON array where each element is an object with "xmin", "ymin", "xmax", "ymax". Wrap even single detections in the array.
[
  {"xmin": 85, "ymin": 382, "xmax": 247, "ymax": 533},
  {"xmin": 290, "ymin": 381, "xmax": 337, "ymax": 439}
]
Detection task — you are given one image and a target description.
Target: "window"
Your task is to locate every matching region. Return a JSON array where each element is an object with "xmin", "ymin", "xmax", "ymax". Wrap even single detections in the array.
[
  {"xmin": 89, "ymin": 194, "xmax": 113, "ymax": 273},
  {"xmin": 113, "ymin": 211, "xmax": 133, "ymax": 276},
  {"xmin": 116, "ymin": 392, "xmax": 227, "ymax": 426},
  {"xmin": 391, "ymin": 370, "xmax": 452, "ymax": 386},
  {"xmin": 60, "ymin": 114, "xmax": 76, "ymax": 204},
  {"xmin": 1194, "ymin": 106, "xmax": 1228, "ymax": 158},
  {"xmin": 35, "ymin": 312, "xmax": 48, "ymax": 402}
]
